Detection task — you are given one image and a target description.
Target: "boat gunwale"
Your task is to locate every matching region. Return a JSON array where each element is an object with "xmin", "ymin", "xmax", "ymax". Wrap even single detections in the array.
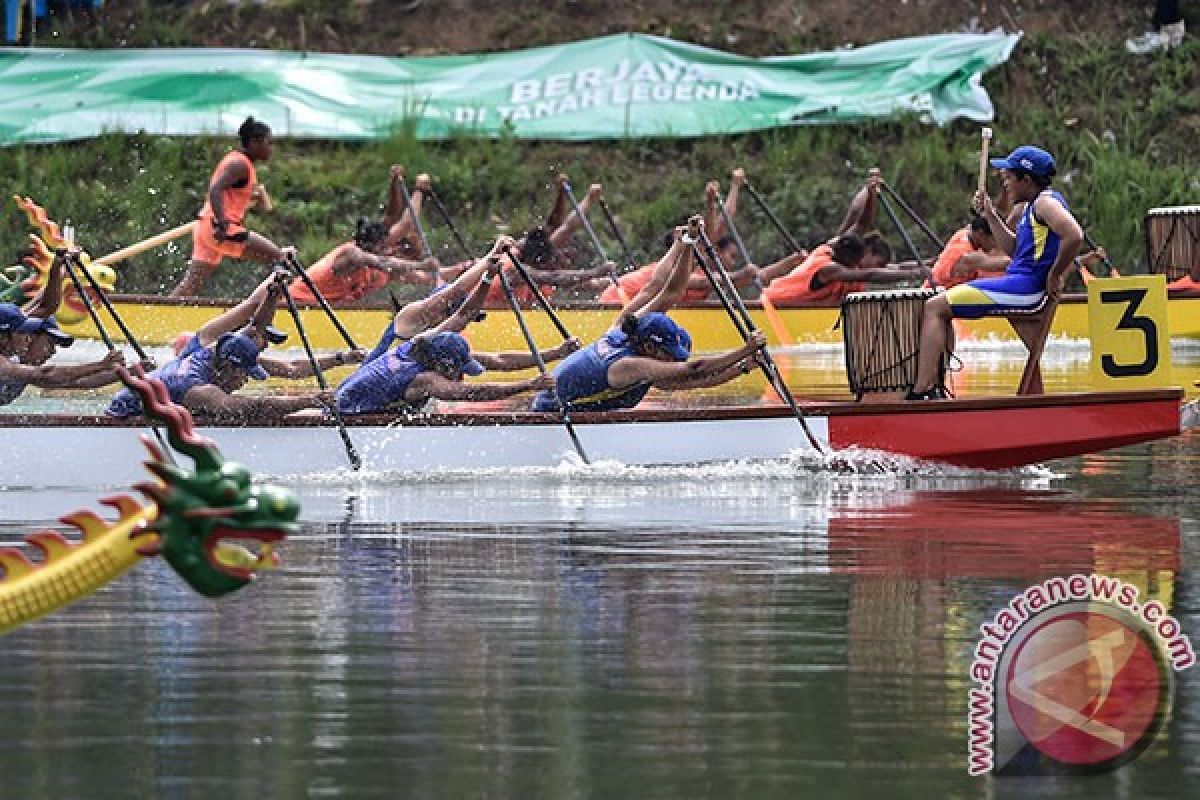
[{"xmin": 0, "ymin": 389, "xmax": 1183, "ymax": 429}]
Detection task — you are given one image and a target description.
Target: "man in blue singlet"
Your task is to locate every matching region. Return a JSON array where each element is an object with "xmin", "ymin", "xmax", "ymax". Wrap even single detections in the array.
[
  {"xmin": 531, "ymin": 224, "xmax": 768, "ymax": 413},
  {"xmin": 335, "ymin": 330, "xmax": 556, "ymax": 414},
  {"xmin": 0, "ymin": 302, "xmax": 128, "ymax": 406},
  {"xmin": 908, "ymin": 145, "xmax": 1083, "ymax": 400},
  {"xmin": 106, "ymin": 330, "xmax": 331, "ymax": 421}
]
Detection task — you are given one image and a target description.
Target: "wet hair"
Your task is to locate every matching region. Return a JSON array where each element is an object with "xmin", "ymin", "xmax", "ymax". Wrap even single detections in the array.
[
  {"xmin": 830, "ymin": 233, "xmax": 866, "ymax": 266},
  {"xmin": 715, "ymin": 235, "xmax": 738, "ymax": 252},
  {"xmin": 1011, "ymin": 166, "xmax": 1053, "ymax": 190},
  {"xmin": 862, "ymin": 232, "xmax": 893, "ymax": 265},
  {"xmin": 409, "ymin": 336, "xmax": 437, "ymax": 370},
  {"xmin": 354, "ymin": 217, "xmax": 388, "ymax": 250},
  {"xmin": 238, "ymin": 116, "xmax": 271, "ymax": 147},
  {"xmin": 520, "ymin": 226, "xmax": 557, "ymax": 266},
  {"xmin": 619, "ymin": 315, "xmax": 640, "ymax": 339},
  {"xmin": 969, "ymin": 215, "xmax": 993, "ymax": 236}
]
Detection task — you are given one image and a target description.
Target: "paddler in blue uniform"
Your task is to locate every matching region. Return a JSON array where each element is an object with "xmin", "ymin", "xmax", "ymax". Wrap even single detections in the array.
[
  {"xmin": 335, "ymin": 331, "xmax": 556, "ymax": 414},
  {"xmin": 0, "ymin": 302, "xmax": 128, "ymax": 406},
  {"xmin": 532, "ymin": 224, "xmax": 767, "ymax": 413},
  {"xmin": 908, "ymin": 145, "xmax": 1083, "ymax": 400},
  {"xmin": 106, "ymin": 331, "xmax": 331, "ymax": 421}
]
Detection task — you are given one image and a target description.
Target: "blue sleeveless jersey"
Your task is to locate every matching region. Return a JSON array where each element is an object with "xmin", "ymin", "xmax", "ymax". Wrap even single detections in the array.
[
  {"xmin": 532, "ymin": 331, "xmax": 650, "ymax": 412},
  {"xmin": 106, "ymin": 348, "xmax": 217, "ymax": 417},
  {"xmin": 1009, "ymin": 189, "xmax": 1068, "ymax": 283},
  {"xmin": 335, "ymin": 341, "xmax": 425, "ymax": 414}
]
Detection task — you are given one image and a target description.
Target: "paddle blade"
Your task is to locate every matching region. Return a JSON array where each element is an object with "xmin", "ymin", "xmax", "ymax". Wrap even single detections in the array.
[{"xmin": 759, "ymin": 293, "xmax": 794, "ymax": 346}]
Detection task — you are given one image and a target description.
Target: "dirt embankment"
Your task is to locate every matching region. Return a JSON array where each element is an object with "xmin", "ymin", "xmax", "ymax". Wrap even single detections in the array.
[{"xmin": 53, "ymin": 0, "xmax": 1155, "ymax": 56}]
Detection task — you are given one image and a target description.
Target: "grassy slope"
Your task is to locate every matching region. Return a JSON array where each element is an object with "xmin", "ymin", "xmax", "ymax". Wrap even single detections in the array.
[{"xmin": 2, "ymin": 0, "xmax": 1196, "ymax": 297}]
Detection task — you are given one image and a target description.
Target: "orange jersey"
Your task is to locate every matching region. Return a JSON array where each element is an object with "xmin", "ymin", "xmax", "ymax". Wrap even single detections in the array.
[
  {"xmin": 600, "ymin": 263, "xmax": 655, "ymax": 304},
  {"xmin": 484, "ymin": 276, "xmax": 555, "ymax": 309},
  {"xmin": 599, "ymin": 262, "xmax": 712, "ymax": 305},
  {"xmin": 931, "ymin": 228, "xmax": 982, "ymax": 288},
  {"xmin": 199, "ymin": 150, "xmax": 256, "ymax": 226},
  {"xmin": 290, "ymin": 242, "xmax": 389, "ymax": 304},
  {"xmin": 763, "ymin": 244, "xmax": 865, "ymax": 304},
  {"xmin": 1167, "ymin": 274, "xmax": 1200, "ymax": 292}
]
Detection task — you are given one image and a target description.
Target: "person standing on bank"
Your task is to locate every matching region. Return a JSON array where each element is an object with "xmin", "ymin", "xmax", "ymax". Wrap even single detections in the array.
[
  {"xmin": 171, "ymin": 117, "xmax": 286, "ymax": 297},
  {"xmin": 908, "ymin": 145, "xmax": 1083, "ymax": 400}
]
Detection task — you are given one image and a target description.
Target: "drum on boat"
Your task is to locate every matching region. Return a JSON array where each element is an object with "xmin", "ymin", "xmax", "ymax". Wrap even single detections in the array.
[
  {"xmin": 840, "ymin": 288, "xmax": 934, "ymax": 399},
  {"xmin": 1145, "ymin": 206, "xmax": 1200, "ymax": 281}
]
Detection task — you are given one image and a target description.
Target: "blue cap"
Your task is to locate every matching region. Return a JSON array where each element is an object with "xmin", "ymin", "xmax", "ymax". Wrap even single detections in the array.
[
  {"xmin": 420, "ymin": 331, "xmax": 484, "ymax": 376},
  {"xmin": 990, "ymin": 145, "xmax": 1056, "ymax": 179},
  {"xmin": 0, "ymin": 302, "xmax": 74, "ymax": 346},
  {"xmin": 215, "ymin": 332, "xmax": 268, "ymax": 380},
  {"xmin": 634, "ymin": 312, "xmax": 692, "ymax": 361}
]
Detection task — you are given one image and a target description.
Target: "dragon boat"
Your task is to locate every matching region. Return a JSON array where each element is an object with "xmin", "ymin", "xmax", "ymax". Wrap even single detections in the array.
[
  {"xmin": 0, "ymin": 389, "xmax": 1184, "ymax": 489},
  {"xmin": 47, "ymin": 291, "xmax": 1200, "ymax": 351}
]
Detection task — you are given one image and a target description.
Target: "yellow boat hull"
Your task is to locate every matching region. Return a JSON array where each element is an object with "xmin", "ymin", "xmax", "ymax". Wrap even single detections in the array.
[{"xmin": 59, "ymin": 293, "xmax": 1200, "ymax": 352}]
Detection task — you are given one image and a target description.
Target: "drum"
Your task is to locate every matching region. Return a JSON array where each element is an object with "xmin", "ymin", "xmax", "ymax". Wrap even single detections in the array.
[
  {"xmin": 1145, "ymin": 206, "xmax": 1200, "ymax": 281},
  {"xmin": 841, "ymin": 288, "xmax": 934, "ymax": 398}
]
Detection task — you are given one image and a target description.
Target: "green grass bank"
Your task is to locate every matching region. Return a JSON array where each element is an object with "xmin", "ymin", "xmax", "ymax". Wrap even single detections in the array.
[{"xmin": 2, "ymin": 2, "xmax": 1196, "ymax": 298}]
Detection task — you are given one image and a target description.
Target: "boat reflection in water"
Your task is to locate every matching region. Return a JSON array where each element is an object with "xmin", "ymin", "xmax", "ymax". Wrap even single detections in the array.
[{"xmin": 0, "ymin": 470, "xmax": 1189, "ymax": 795}]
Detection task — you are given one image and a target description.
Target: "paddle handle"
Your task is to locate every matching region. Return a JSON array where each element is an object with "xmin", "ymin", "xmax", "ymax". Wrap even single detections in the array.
[
  {"xmin": 977, "ymin": 127, "xmax": 993, "ymax": 196},
  {"xmin": 279, "ymin": 281, "xmax": 362, "ymax": 470},
  {"xmin": 92, "ymin": 221, "xmax": 197, "ymax": 267},
  {"xmin": 503, "ymin": 245, "xmax": 574, "ymax": 342},
  {"xmin": 497, "ymin": 270, "xmax": 590, "ymax": 465}
]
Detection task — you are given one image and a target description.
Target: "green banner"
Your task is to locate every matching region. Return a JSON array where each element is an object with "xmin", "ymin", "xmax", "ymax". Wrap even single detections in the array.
[{"xmin": 0, "ymin": 32, "xmax": 1020, "ymax": 144}]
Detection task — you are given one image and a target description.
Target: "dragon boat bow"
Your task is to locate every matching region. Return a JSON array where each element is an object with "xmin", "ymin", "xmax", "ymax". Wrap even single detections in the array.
[{"xmin": 0, "ymin": 389, "xmax": 1184, "ymax": 488}]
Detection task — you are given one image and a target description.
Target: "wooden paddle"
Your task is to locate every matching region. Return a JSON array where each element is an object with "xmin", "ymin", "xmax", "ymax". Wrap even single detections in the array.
[
  {"xmin": 560, "ymin": 178, "xmax": 629, "ymax": 304},
  {"xmin": 686, "ymin": 217, "xmax": 824, "ymax": 454},
  {"xmin": 277, "ymin": 276, "xmax": 362, "ymax": 470},
  {"xmin": 284, "ymin": 253, "xmax": 360, "ymax": 350},
  {"xmin": 496, "ymin": 268, "xmax": 590, "ymax": 465},
  {"xmin": 712, "ymin": 186, "xmax": 795, "ymax": 346},
  {"xmin": 57, "ymin": 240, "xmax": 174, "ymax": 461},
  {"xmin": 92, "ymin": 221, "xmax": 197, "ymax": 267}
]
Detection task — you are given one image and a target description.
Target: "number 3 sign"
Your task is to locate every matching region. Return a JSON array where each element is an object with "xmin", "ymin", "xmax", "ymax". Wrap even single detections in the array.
[{"xmin": 1088, "ymin": 275, "xmax": 1172, "ymax": 389}]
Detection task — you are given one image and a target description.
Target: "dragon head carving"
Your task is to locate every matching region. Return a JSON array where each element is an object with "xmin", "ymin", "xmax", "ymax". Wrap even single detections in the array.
[
  {"xmin": 121, "ymin": 365, "xmax": 299, "ymax": 597},
  {"xmin": 9, "ymin": 195, "xmax": 118, "ymax": 324}
]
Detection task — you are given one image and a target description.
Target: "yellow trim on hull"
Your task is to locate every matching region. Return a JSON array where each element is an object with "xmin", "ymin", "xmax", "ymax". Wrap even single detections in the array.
[{"xmin": 59, "ymin": 294, "xmax": 1200, "ymax": 352}]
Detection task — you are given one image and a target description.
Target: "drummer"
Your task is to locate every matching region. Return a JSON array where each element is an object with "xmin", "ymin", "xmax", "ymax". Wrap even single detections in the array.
[
  {"xmin": 908, "ymin": 145, "xmax": 1083, "ymax": 400},
  {"xmin": 531, "ymin": 225, "xmax": 768, "ymax": 414}
]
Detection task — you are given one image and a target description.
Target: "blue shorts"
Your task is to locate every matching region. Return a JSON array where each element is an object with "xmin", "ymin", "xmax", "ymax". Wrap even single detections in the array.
[{"xmin": 945, "ymin": 274, "xmax": 1046, "ymax": 319}]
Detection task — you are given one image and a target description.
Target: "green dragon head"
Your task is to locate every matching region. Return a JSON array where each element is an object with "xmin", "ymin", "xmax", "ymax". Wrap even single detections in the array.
[{"xmin": 119, "ymin": 365, "xmax": 299, "ymax": 597}]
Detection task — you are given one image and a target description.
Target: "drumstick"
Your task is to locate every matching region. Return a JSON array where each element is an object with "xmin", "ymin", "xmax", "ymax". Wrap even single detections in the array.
[
  {"xmin": 254, "ymin": 184, "xmax": 274, "ymax": 212},
  {"xmin": 977, "ymin": 127, "xmax": 993, "ymax": 196}
]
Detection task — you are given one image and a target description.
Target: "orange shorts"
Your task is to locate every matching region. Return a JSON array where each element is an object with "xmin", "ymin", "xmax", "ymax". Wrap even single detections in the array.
[{"xmin": 191, "ymin": 215, "xmax": 248, "ymax": 264}]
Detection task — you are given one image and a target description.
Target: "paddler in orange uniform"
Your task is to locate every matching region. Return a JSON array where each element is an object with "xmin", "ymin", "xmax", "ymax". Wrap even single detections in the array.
[
  {"xmin": 928, "ymin": 216, "xmax": 1009, "ymax": 288},
  {"xmin": 1167, "ymin": 262, "xmax": 1200, "ymax": 294},
  {"xmin": 288, "ymin": 219, "xmax": 440, "ymax": 305},
  {"xmin": 759, "ymin": 170, "xmax": 926, "ymax": 302},
  {"xmin": 171, "ymin": 117, "xmax": 286, "ymax": 297}
]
